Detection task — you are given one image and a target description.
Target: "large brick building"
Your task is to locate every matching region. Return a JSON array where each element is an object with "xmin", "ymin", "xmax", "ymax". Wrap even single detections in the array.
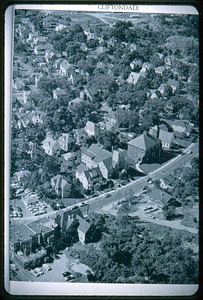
[{"xmin": 127, "ymin": 132, "xmax": 161, "ymax": 165}]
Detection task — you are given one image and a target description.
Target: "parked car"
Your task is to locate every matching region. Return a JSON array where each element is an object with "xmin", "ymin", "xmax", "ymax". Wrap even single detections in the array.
[
  {"xmin": 65, "ymin": 275, "xmax": 75, "ymax": 281},
  {"xmin": 62, "ymin": 271, "xmax": 71, "ymax": 277},
  {"xmin": 17, "ymin": 207, "xmax": 22, "ymax": 212},
  {"xmin": 10, "ymin": 263, "xmax": 18, "ymax": 271},
  {"xmin": 80, "ymin": 202, "xmax": 87, "ymax": 207},
  {"xmin": 104, "ymin": 194, "xmax": 111, "ymax": 198},
  {"xmin": 35, "ymin": 268, "xmax": 44, "ymax": 275},
  {"xmin": 18, "ymin": 213, "xmax": 23, "ymax": 218},
  {"xmin": 31, "ymin": 269, "xmax": 40, "ymax": 277},
  {"xmin": 43, "ymin": 264, "xmax": 52, "ymax": 271}
]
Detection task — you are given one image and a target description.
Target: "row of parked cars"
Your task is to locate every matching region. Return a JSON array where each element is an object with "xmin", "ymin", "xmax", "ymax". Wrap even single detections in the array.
[
  {"xmin": 27, "ymin": 202, "xmax": 47, "ymax": 216},
  {"xmin": 31, "ymin": 264, "xmax": 52, "ymax": 277}
]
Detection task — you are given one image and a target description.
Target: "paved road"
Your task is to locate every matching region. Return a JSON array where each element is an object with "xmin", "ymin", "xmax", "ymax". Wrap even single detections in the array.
[{"xmin": 13, "ymin": 142, "xmax": 199, "ymax": 231}]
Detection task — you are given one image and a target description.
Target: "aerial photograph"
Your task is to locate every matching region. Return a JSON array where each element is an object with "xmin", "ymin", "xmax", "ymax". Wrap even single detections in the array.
[{"xmin": 9, "ymin": 8, "xmax": 199, "ymax": 285}]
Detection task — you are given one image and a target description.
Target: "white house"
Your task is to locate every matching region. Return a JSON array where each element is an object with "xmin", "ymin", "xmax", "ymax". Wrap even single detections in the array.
[
  {"xmin": 84, "ymin": 121, "xmax": 99, "ymax": 137},
  {"xmin": 159, "ymin": 130, "xmax": 174, "ymax": 149}
]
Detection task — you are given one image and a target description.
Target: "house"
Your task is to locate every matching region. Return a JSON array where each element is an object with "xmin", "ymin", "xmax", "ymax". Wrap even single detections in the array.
[
  {"xmin": 127, "ymin": 72, "xmax": 143, "ymax": 85},
  {"xmin": 98, "ymin": 157, "xmax": 113, "ymax": 179},
  {"xmin": 60, "ymin": 60, "xmax": 71, "ymax": 76},
  {"xmin": 148, "ymin": 188, "xmax": 181, "ymax": 209},
  {"xmin": 33, "ymin": 36, "xmax": 47, "ymax": 45},
  {"xmin": 12, "ymin": 78, "xmax": 25, "ymax": 90},
  {"xmin": 55, "ymin": 209, "xmax": 91, "ymax": 245},
  {"xmin": 73, "ymin": 128, "xmax": 88, "ymax": 146},
  {"xmin": 62, "ymin": 151, "xmax": 78, "ymax": 162},
  {"xmin": 150, "ymin": 90, "xmax": 162, "ymax": 100},
  {"xmin": 31, "ymin": 110, "xmax": 45, "ymax": 125},
  {"xmin": 127, "ymin": 132, "xmax": 162, "ymax": 164},
  {"xmin": 15, "ymin": 170, "xmax": 31, "ymax": 182},
  {"xmin": 167, "ymin": 79, "xmax": 179, "ymax": 93},
  {"xmin": 159, "ymin": 130, "xmax": 174, "ymax": 149},
  {"xmin": 84, "ymin": 121, "xmax": 99, "ymax": 137},
  {"xmin": 68, "ymin": 98, "xmax": 82, "ymax": 110},
  {"xmin": 42, "ymin": 136, "xmax": 60, "ymax": 156},
  {"xmin": 84, "ymin": 28, "xmax": 97, "ymax": 40},
  {"xmin": 77, "ymin": 216, "xmax": 91, "ymax": 245},
  {"xmin": 34, "ymin": 45, "xmax": 46, "ymax": 55},
  {"xmin": 53, "ymin": 88, "xmax": 67, "ymax": 100},
  {"xmin": 81, "ymin": 144, "xmax": 113, "ymax": 176},
  {"xmin": 58, "ymin": 133, "xmax": 75, "ymax": 152},
  {"xmin": 112, "ymin": 148, "xmax": 127, "ymax": 169},
  {"xmin": 148, "ymin": 125, "xmax": 159, "ymax": 138},
  {"xmin": 172, "ymin": 120, "xmax": 187, "ymax": 133},
  {"xmin": 45, "ymin": 49, "xmax": 56, "ymax": 63},
  {"xmin": 51, "ymin": 175, "xmax": 71, "ymax": 198},
  {"xmin": 154, "ymin": 66, "xmax": 165, "ymax": 75},
  {"xmin": 29, "ymin": 142, "xmax": 45, "ymax": 159},
  {"xmin": 104, "ymin": 111, "xmax": 118, "ymax": 129},
  {"xmin": 76, "ymin": 164, "xmax": 102, "ymax": 190},
  {"xmin": 75, "ymin": 163, "xmax": 89, "ymax": 190},
  {"xmin": 55, "ymin": 24, "xmax": 67, "ymax": 31},
  {"xmin": 159, "ymin": 124, "xmax": 168, "ymax": 132},
  {"xmin": 54, "ymin": 58, "xmax": 64, "ymax": 69},
  {"xmin": 160, "ymin": 175, "xmax": 175, "ymax": 190}
]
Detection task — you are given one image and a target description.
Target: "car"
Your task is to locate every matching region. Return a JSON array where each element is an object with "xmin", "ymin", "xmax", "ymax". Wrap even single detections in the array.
[
  {"xmin": 72, "ymin": 206, "xmax": 79, "ymax": 210},
  {"xmin": 147, "ymin": 178, "xmax": 153, "ymax": 183},
  {"xmin": 80, "ymin": 202, "xmax": 87, "ymax": 207},
  {"xmin": 187, "ymin": 150, "xmax": 193, "ymax": 154},
  {"xmin": 35, "ymin": 268, "xmax": 44, "ymax": 275},
  {"xmin": 18, "ymin": 213, "xmax": 23, "ymax": 218},
  {"xmin": 62, "ymin": 271, "xmax": 71, "ymax": 277},
  {"xmin": 10, "ymin": 264, "xmax": 18, "ymax": 271},
  {"xmin": 65, "ymin": 275, "xmax": 75, "ymax": 281},
  {"xmin": 13, "ymin": 212, "xmax": 18, "ymax": 217},
  {"xmin": 17, "ymin": 207, "xmax": 22, "ymax": 212},
  {"xmin": 104, "ymin": 194, "xmax": 111, "ymax": 198},
  {"xmin": 43, "ymin": 264, "xmax": 52, "ymax": 271},
  {"xmin": 143, "ymin": 186, "xmax": 148, "ymax": 191},
  {"xmin": 31, "ymin": 269, "xmax": 40, "ymax": 277}
]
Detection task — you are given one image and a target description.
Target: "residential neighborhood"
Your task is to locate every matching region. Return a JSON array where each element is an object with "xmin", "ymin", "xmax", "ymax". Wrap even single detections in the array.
[{"xmin": 9, "ymin": 9, "xmax": 199, "ymax": 285}]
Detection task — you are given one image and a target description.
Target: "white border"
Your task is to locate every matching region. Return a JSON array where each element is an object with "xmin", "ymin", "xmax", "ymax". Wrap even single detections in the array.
[{"xmin": 5, "ymin": 4, "xmax": 199, "ymax": 296}]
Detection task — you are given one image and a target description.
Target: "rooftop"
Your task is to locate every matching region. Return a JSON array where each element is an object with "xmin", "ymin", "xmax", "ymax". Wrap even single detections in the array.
[
  {"xmin": 10, "ymin": 224, "xmax": 34, "ymax": 244},
  {"xmin": 128, "ymin": 132, "xmax": 160, "ymax": 151},
  {"xmin": 26, "ymin": 217, "xmax": 57, "ymax": 235},
  {"xmin": 76, "ymin": 163, "xmax": 88, "ymax": 174}
]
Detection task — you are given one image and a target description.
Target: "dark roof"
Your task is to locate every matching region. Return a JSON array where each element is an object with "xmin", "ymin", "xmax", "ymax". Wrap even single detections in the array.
[
  {"xmin": 148, "ymin": 188, "xmax": 174, "ymax": 206},
  {"xmin": 161, "ymin": 175, "xmax": 175, "ymax": 186},
  {"xmin": 77, "ymin": 216, "xmax": 91, "ymax": 234},
  {"xmin": 128, "ymin": 132, "xmax": 161, "ymax": 151},
  {"xmin": 76, "ymin": 163, "xmax": 88, "ymax": 174},
  {"xmin": 27, "ymin": 217, "xmax": 56, "ymax": 235},
  {"xmin": 10, "ymin": 224, "xmax": 34, "ymax": 244},
  {"xmin": 159, "ymin": 130, "xmax": 174, "ymax": 145},
  {"xmin": 93, "ymin": 149, "xmax": 112, "ymax": 163},
  {"xmin": 88, "ymin": 143, "xmax": 102, "ymax": 155}
]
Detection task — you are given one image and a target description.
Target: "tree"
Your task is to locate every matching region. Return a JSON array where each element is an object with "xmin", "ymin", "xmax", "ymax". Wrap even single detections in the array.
[{"xmin": 98, "ymin": 130, "xmax": 119, "ymax": 151}]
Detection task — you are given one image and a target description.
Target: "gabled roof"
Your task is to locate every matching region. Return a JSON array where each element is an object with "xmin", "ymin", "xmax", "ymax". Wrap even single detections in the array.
[
  {"xmin": 148, "ymin": 188, "xmax": 174, "ymax": 206},
  {"xmin": 77, "ymin": 216, "xmax": 91, "ymax": 234},
  {"xmin": 76, "ymin": 163, "xmax": 88, "ymax": 174},
  {"xmin": 172, "ymin": 120, "xmax": 186, "ymax": 129},
  {"xmin": 128, "ymin": 132, "xmax": 161, "ymax": 151},
  {"xmin": 99, "ymin": 157, "xmax": 112, "ymax": 172},
  {"xmin": 159, "ymin": 130, "xmax": 174, "ymax": 145},
  {"xmin": 161, "ymin": 175, "xmax": 175, "ymax": 186},
  {"xmin": 159, "ymin": 124, "xmax": 168, "ymax": 132},
  {"xmin": 60, "ymin": 60, "xmax": 71, "ymax": 70},
  {"xmin": 93, "ymin": 149, "xmax": 112, "ymax": 164},
  {"xmin": 85, "ymin": 121, "xmax": 97, "ymax": 132},
  {"xmin": 88, "ymin": 143, "xmax": 102, "ymax": 156},
  {"xmin": 167, "ymin": 79, "xmax": 179, "ymax": 87},
  {"xmin": 58, "ymin": 133, "xmax": 75, "ymax": 144}
]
